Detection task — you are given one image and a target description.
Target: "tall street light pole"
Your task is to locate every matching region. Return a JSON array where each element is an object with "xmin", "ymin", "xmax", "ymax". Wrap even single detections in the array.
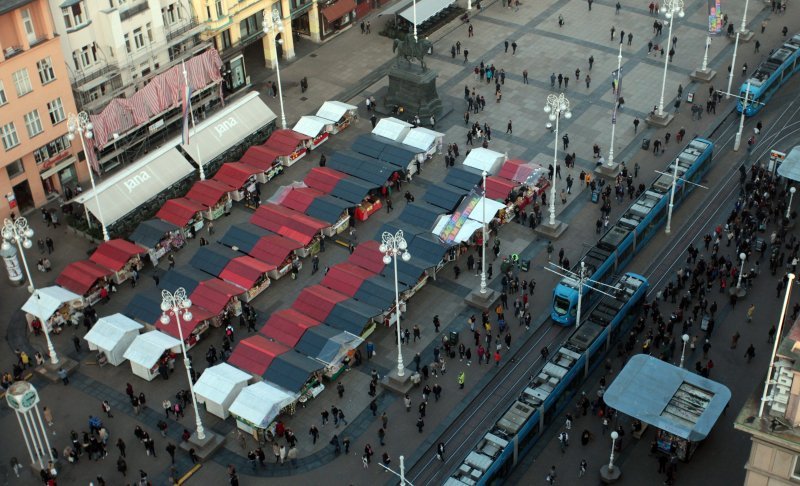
[
  {"xmin": 160, "ymin": 288, "xmax": 205, "ymax": 441},
  {"xmin": 787, "ymin": 187, "xmax": 796, "ymax": 219},
  {"xmin": 263, "ymin": 10, "xmax": 287, "ymax": 129},
  {"xmin": 733, "ymin": 81, "xmax": 752, "ymax": 151},
  {"xmin": 607, "ymin": 44, "xmax": 623, "ymax": 169},
  {"xmin": 67, "ymin": 112, "xmax": 110, "ymax": 241},
  {"xmin": 726, "ymin": 31, "xmax": 741, "ymax": 100},
  {"xmin": 679, "ymin": 333, "xmax": 690, "ymax": 368},
  {"xmin": 544, "ymin": 93, "xmax": 572, "ymax": 227},
  {"xmin": 381, "ymin": 230, "xmax": 411, "ymax": 378},
  {"xmin": 2, "ymin": 218, "xmax": 59, "ymax": 365},
  {"xmin": 665, "ymin": 157, "xmax": 680, "ymax": 234},
  {"xmin": 656, "ymin": 0, "xmax": 685, "ymax": 117},
  {"xmin": 480, "ymin": 171, "xmax": 488, "ymax": 294}
]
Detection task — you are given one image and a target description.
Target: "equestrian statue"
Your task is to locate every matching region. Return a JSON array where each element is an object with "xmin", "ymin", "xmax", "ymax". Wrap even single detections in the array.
[{"xmin": 392, "ymin": 35, "xmax": 433, "ymax": 72}]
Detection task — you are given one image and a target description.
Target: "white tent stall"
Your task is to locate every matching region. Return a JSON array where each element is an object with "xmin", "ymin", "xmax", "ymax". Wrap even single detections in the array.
[
  {"xmin": 372, "ymin": 117, "xmax": 413, "ymax": 142},
  {"xmin": 316, "ymin": 101, "xmax": 358, "ymax": 134},
  {"xmin": 293, "ymin": 116, "xmax": 333, "ymax": 150},
  {"xmin": 194, "ymin": 363, "xmax": 251, "ymax": 419},
  {"xmin": 22, "ymin": 285, "xmax": 82, "ymax": 333},
  {"xmin": 402, "ymin": 127, "xmax": 444, "ymax": 157},
  {"xmin": 228, "ymin": 381, "xmax": 297, "ymax": 436},
  {"xmin": 123, "ymin": 330, "xmax": 181, "ymax": 381},
  {"xmin": 463, "ymin": 148, "xmax": 506, "ymax": 174},
  {"xmin": 83, "ymin": 313, "xmax": 143, "ymax": 366}
]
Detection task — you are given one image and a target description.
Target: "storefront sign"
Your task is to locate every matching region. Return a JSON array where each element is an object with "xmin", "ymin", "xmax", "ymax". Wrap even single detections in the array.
[
  {"xmin": 124, "ymin": 171, "xmax": 152, "ymax": 193},
  {"xmin": 214, "ymin": 117, "xmax": 239, "ymax": 137}
]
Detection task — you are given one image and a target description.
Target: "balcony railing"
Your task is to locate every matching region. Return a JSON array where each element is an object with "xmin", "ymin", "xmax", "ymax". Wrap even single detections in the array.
[
  {"xmin": 119, "ymin": 1, "xmax": 149, "ymax": 21},
  {"xmin": 72, "ymin": 62, "xmax": 120, "ymax": 89},
  {"xmin": 166, "ymin": 17, "xmax": 201, "ymax": 41}
]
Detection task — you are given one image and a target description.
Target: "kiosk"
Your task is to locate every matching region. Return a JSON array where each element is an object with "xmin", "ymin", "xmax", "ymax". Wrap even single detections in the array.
[
  {"xmin": 316, "ymin": 101, "xmax": 358, "ymax": 134},
  {"xmin": 193, "ymin": 363, "xmax": 251, "ymax": 419},
  {"xmin": 123, "ymin": 330, "xmax": 182, "ymax": 381},
  {"xmin": 185, "ymin": 180, "xmax": 234, "ymax": 220},
  {"xmin": 55, "ymin": 260, "xmax": 113, "ymax": 306},
  {"xmin": 129, "ymin": 219, "xmax": 184, "ymax": 266},
  {"xmin": 83, "ymin": 313, "xmax": 143, "ymax": 366},
  {"xmin": 155, "ymin": 198, "xmax": 206, "ymax": 237},
  {"xmin": 228, "ymin": 381, "xmax": 297, "ymax": 438},
  {"xmin": 293, "ymin": 116, "xmax": 333, "ymax": 149},
  {"xmin": 89, "ymin": 239, "xmax": 147, "ymax": 285},
  {"xmin": 22, "ymin": 286, "xmax": 82, "ymax": 334}
]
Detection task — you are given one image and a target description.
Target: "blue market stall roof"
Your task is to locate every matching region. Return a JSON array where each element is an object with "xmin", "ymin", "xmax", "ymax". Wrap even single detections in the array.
[
  {"xmin": 327, "ymin": 153, "xmax": 398, "ymax": 186},
  {"xmin": 407, "ymin": 231, "xmax": 449, "ymax": 268},
  {"xmin": 123, "ymin": 288, "xmax": 163, "ymax": 324},
  {"xmin": 445, "ymin": 166, "xmax": 484, "ymax": 191},
  {"xmin": 263, "ymin": 351, "xmax": 325, "ymax": 393},
  {"xmin": 159, "ymin": 266, "xmax": 211, "ymax": 294},
  {"xmin": 354, "ymin": 274, "xmax": 398, "ymax": 309},
  {"xmin": 325, "ymin": 299, "xmax": 382, "ymax": 335},
  {"xmin": 375, "ymin": 224, "xmax": 430, "ymax": 285},
  {"xmin": 425, "ymin": 183, "xmax": 467, "ymax": 211},
  {"xmin": 398, "ymin": 203, "xmax": 444, "ymax": 230},
  {"xmin": 306, "ymin": 195, "xmax": 352, "ymax": 224},
  {"xmin": 129, "ymin": 219, "xmax": 181, "ymax": 248},
  {"xmin": 604, "ymin": 354, "xmax": 731, "ymax": 442},
  {"xmin": 352, "ymin": 134, "xmax": 419, "ymax": 169},
  {"xmin": 189, "ymin": 243, "xmax": 244, "ymax": 277},
  {"xmin": 295, "ymin": 324, "xmax": 347, "ymax": 362},
  {"xmin": 219, "ymin": 223, "xmax": 274, "ymax": 253},
  {"xmin": 330, "ymin": 176, "xmax": 377, "ymax": 205}
]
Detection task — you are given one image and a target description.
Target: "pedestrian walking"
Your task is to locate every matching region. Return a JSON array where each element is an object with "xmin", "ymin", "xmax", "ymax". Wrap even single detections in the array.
[
  {"xmin": 337, "ymin": 382, "xmax": 345, "ymax": 398},
  {"xmin": 102, "ymin": 400, "xmax": 113, "ymax": 418},
  {"xmin": 745, "ymin": 344, "xmax": 756, "ymax": 363},
  {"xmin": 747, "ymin": 304, "xmax": 755, "ymax": 322},
  {"xmin": 458, "ymin": 371, "xmax": 465, "ymax": 389}
]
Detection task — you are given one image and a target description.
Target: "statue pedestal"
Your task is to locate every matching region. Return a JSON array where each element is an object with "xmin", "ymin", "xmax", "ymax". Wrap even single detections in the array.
[{"xmin": 385, "ymin": 65, "xmax": 443, "ymax": 118}]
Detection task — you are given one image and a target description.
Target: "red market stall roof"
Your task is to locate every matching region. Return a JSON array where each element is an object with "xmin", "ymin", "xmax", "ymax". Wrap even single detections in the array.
[
  {"xmin": 155, "ymin": 305, "xmax": 214, "ymax": 340},
  {"xmin": 260, "ymin": 308, "xmax": 320, "ymax": 348},
  {"xmin": 292, "ymin": 285, "xmax": 349, "ymax": 322},
  {"xmin": 304, "ymin": 167, "xmax": 348, "ymax": 193},
  {"xmin": 56, "ymin": 260, "xmax": 113, "ymax": 295},
  {"xmin": 227, "ymin": 334, "xmax": 290, "ymax": 377},
  {"xmin": 239, "ymin": 145, "xmax": 282, "ymax": 172},
  {"xmin": 497, "ymin": 159, "xmax": 547, "ymax": 185},
  {"xmin": 250, "ymin": 204, "xmax": 327, "ymax": 246},
  {"xmin": 220, "ymin": 256, "xmax": 275, "ymax": 289},
  {"xmin": 485, "ymin": 176, "xmax": 518, "ymax": 201},
  {"xmin": 321, "ymin": 263, "xmax": 377, "ymax": 297},
  {"xmin": 156, "ymin": 198, "xmax": 207, "ymax": 227},
  {"xmin": 212, "ymin": 162, "xmax": 261, "ymax": 189},
  {"xmin": 347, "ymin": 241, "xmax": 386, "ymax": 274},
  {"xmin": 281, "ymin": 187, "xmax": 326, "ymax": 213},
  {"xmin": 190, "ymin": 278, "xmax": 245, "ymax": 315},
  {"xmin": 265, "ymin": 129, "xmax": 311, "ymax": 155},
  {"xmin": 250, "ymin": 235, "xmax": 303, "ymax": 267},
  {"xmin": 185, "ymin": 179, "xmax": 235, "ymax": 207},
  {"xmin": 89, "ymin": 239, "xmax": 146, "ymax": 272}
]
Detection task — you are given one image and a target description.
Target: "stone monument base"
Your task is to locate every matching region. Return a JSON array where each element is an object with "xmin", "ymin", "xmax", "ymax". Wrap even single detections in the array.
[
  {"xmin": 690, "ymin": 68, "xmax": 717, "ymax": 82},
  {"xmin": 384, "ymin": 65, "xmax": 443, "ymax": 118},
  {"xmin": 464, "ymin": 288, "xmax": 499, "ymax": 310},
  {"xmin": 179, "ymin": 430, "xmax": 225, "ymax": 461},
  {"xmin": 535, "ymin": 220, "xmax": 569, "ymax": 239},
  {"xmin": 645, "ymin": 111, "xmax": 674, "ymax": 128},
  {"xmin": 600, "ymin": 464, "xmax": 622, "ymax": 483}
]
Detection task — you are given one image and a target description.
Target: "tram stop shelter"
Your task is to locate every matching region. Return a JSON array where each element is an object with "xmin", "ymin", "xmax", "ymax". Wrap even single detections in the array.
[
  {"xmin": 83, "ymin": 313, "xmax": 143, "ymax": 366},
  {"xmin": 193, "ymin": 362, "xmax": 252, "ymax": 419},
  {"xmin": 776, "ymin": 146, "xmax": 800, "ymax": 181},
  {"xmin": 604, "ymin": 354, "xmax": 731, "ymax": 461}
]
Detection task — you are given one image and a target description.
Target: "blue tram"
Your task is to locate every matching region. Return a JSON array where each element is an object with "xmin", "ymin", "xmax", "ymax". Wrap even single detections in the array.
[
  {"xmin": 447, "ymin": 272, "xmax": 649, "ymax": 485},
  {"xmin": 551, "ymin": 138, "xmax": 714, "ymax": 325},
  {"xmin": 737, "ymin": 33, "xmax": 800, "ymax": 116}
]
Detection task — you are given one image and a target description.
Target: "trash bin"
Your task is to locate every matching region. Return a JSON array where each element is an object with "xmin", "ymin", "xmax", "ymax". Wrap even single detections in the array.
[
  {"xmin": 591, "ymin": 190, "xmax": 600, "ymax": 203},
  {"xmin": 520, "ymin": 259, "xmax": 530, "ymax": 272},
  {"xmin": 449, "ymin": 330, "xmax": 459, "ymax": 344},
  {"xmin": 641, "ymin": 138, "xmax": 650, "ymax": 150}
]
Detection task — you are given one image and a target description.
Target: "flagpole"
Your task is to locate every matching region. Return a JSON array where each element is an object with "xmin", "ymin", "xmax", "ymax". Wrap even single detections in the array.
[{"xmin": 182, "ymin": 61, "xmax": 204, "ymax": 180}]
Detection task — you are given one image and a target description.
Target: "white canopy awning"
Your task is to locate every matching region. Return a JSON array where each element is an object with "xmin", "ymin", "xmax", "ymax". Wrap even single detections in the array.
[
  {"xmin": 432, "ymin": 215, "xmax": 483, "ymax": 244},
  {"xmin": 463, "ymin": 148, "xmax": 505, "ymax": 174},
  {"xmin": 777, "ymin": 146, "xmax": 800, "ymax": 182},
  {"xmin": 74, "ymin": 146, "xmax": 195, "ymax": 226},
  {"xmin": 123, "ymin": 330, "xmax": 180, "ymax": 369},
  {"xmin": 22, "ymin": 286, "xmax": 81, "ymax": 320},
  {"xmin": 182, "ymin": 92, "xmax": 277, "ymax": 166},
  {"xmin": 467, "ymin": 197, "xmax": 506, "ymax": 224},
  {"xmin": 228, "ymin": 381, "xmax": 297, "ymax": 429},
  {"xmin": 316, "ymin": 101, "xmax": 357, "ymax": 123},
  {"xmin": 84, "ymin": 313, "xmax": 143, "ymax": 351},
  {"xmin": 194, "ymin": 363, "xmax": 251, "ymax": 404},
  {"xmin": 372, "ymin": 117, "xmax": 413, "ymax": 141},
  {"xmin": 293, "ymin": 116, "xmax": 331, "ymax": 138},
  {"xmin": 399, "ymin": 0, "xmax": 453, "ymax": 24},
  {"xmin": 402, "ymin": 127, "xmax": 444, "ymax": 152}
]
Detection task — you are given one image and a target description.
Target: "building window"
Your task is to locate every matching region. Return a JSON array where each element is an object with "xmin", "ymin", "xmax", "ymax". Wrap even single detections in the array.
[
  {"xmin": 47, "ymin": 98, "xmax": 65, "ymax": 125},
  {"xmin": 239, "ymin": 12, "xmax": 263, "ymax": 39},
  {"xmin": 215, "ymin": 0, "xmax": 224, "ymax": 17},
  {"xmin": 24, "ymin": 110, "xmax": 44, "ymax": 138},
  {"xmin": 61, "ymin": 3, "xmax": 86, "ymax": 29},
  {"xmin": 0, "ymin": 81, "xmax": 6, "ymax": 105},
  {"xmin": 12, "ymin": 69, "xmax": 32, "ymax": 97},
  {"xmin": 33, "ymin": 134, "xmax": 71, "ymax": 164},
  {"xmin": 37, "ymin": 57, "xmax": 56, "ymax": 85},
  {"xmin": 1, "ymin": 122, "xmax": 20, "ymax": 150},
  {"xmin": 221, "ymin": 29, "xmax": 232, "ymax": 49},
  {"xmin": 146, "ymin": 22, "xmax": 153, "ymax": 42},
  {"xmin": 124, "ymin": 33, "xmax": 131, "ymax": 53},
  {"xmin": 6, "ymin": 159, "xmax": 24, "ymax": 178},
  {"xmin": 134, "ymin": 27, "xmax": 144, "ymax": 49},
  {"xmin": 21, "ymin": 8, "xmax": 37, "ymax": 43},
  {"xmin": 793, "ymin": 456, "xmax": 800, "ymax": 479}
]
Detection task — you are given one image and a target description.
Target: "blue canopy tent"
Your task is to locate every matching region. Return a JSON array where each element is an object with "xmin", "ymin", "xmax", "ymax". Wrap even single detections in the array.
[
  {"xmin": 159, "ymin": 266, "xmax": 210, "ymax": 294},
  {"xmin": 398, "ymin": 203, "xmax": 443, "ymax": 230},
  {"xmin": 306, "ymin": 195, "xmax": 353, "ymax": 225},
  {"xmin": 425, "ymin": 183, "xmax": 467, "ymax": 211},
  {"xmin": 354, "ymin": 274, "xmax": 398, "ymax": 309},
  {"xmin": 444, "ymin": 165, "xmax": 484, "ymax": 191},
  {"xmin": 219, "ymin": 224, "xmax": 273, "ymax": 253},
  {"xmin": 123, "ymin": 288, "xmax": 163, "ymax": 324},
  {"xmin": 353, "ymin": 134, "xmax": 419, "ymax": 170},
  {"xmin": 294, "ymin": 325, "xmax": 364, "ymax": 365},
  {"xmin": 328, "ymin": 153, "xmax": 397, "ymax": 186},
  {"xmin": 129, "ymin": 219, "xmax": 180, "ymax": 248},
  {"xmin": 330, "ymin": 177, "xmax": 377, "ymax": 205},
  {"xmin": 263, "ymin": 351, "xmax": 325, "ymax": 393},
  {"xmin": 190, "ymin": 243, "xmax": 243, "ymax": 277},
  {"xmin": 408, "ymin": 231, "xmax": 450, "ymax": 268},
  {"xmin": 325, "ymin": 298, "xmax": 382, "ymax": 335}
]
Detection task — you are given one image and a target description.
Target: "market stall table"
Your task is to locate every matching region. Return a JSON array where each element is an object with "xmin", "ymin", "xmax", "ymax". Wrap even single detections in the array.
[
  {"xmin": 22, "ymin": 286, "xmax": 82, "ymax": 333},
  {"xmin": 83, "ymin": 313, "xmax": 143, "ymax": 366},
  {"xmin": 193, "ymin": 363, "xmax": 252, "ymax": 419},
  {"xmin": 122, "ymin": 330, "xmax": 181, "ymax": 381}
]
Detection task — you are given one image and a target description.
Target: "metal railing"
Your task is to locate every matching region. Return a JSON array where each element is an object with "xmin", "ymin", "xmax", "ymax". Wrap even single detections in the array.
[
  {"xmin": 166, "ymin": 17, "xmax": 201, "ymax": 41},
  {"xmin": 72, "ymin": 62, "xmax": 120, "ymax": 88},
  {"xmin": 119, "ymin": 1, "xmax": 149, "ymax": 21}
]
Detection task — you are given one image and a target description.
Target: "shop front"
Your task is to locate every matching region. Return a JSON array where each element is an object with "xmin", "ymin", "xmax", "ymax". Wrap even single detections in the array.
[
  {"xmin": 319, "ymin": 0, "xmax": 357, "ymax": 38},
  {"xmin": 155, "ymin": 198, "xmax": 207, "ymax": 237},
  {"xmin": 292, "ymin": 116, "xmax": 333, "ymax": 150},
  {"xmin": 122, "ymin": 330, "xmax": 182, "ymax": 381},
  {"xmin": 55, "ymin": 260, "xmax": 113, "ymax": 306},
  {"xmin": 315, "ymin": 101, "xmax": 358, "ymax": 133},
  {"xmin": 89, "ymin": 239, "xmax": 147, "ymax": 285},
  {"xmin": 129, "ymin": 219, "xmax": 184, "ymax": 266},
  {"xmin": 185, "ymin": 180, "xmax": 234, "ymax": 220}
]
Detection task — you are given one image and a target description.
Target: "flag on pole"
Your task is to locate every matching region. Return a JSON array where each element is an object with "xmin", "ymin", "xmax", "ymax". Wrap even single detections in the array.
[
  {"xmin": 84, "ymin": 135, "xmax": 101, "ymax": 175},
  {"xmin": 181, "ymin": 62, "xmax": 192, "ymax": 146}
]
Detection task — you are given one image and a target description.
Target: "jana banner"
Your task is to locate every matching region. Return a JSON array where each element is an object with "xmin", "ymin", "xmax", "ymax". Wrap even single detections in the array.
[{"xmin": 708, "ymin": 0, "xmax": 723, "ymax": 34}]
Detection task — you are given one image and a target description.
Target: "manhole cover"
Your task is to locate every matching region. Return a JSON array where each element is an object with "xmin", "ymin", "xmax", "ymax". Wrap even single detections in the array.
[
  {"xmin": 300, "ymin": 97, "xmax": 308, "ymax": 101},
  {"xmin": 310, "ymin": 53, "xmax": 318, "ymax": 57}
]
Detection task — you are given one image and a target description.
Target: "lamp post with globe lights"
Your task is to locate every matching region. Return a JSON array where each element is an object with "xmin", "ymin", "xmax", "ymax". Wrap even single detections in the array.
[
  {"xmin": 654, "ymin": 0, "xmax": 684, "ymax": 120},
  {"xmin": 787, "ymin": 187, "xmax": 796, "ymax": 220},
  {"xmin": 160, "ymin": 288, "xmax": 205, "ymax": 441},
  {"xmin": 679, "ymin": 333, "xmax": 690, "ymax": 368},
  {"xmin": 537, "ymin": 93, "xmax": 571, "ymax": 238},
  {"xmin": 263, "ymin": 10, "xmax": 288, "ymax": 129},
  {"xmin": 731, "ymin": 252, "xmax": 748, "ymax": 298},
  {"xmin": 67, "ymin": 112, "xmax": 109, "ymax": 241},
  {"xmin": 380, "ymin": 230, "xmax": 411, "ymax": 378},
  {"xmin": 600, "ymin": 430, "xmax": 622, "ymax": 481}
]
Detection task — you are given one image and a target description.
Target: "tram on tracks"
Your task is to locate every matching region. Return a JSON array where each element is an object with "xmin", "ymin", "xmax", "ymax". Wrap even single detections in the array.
[
  {"xmin": 445, "ymin": 272, "xmax": 649, "ymax": 485},
  {"xmin": 736, "ymin": 32, "xmax": 800, "ymax": 116},
  {"xmin": 551, "ymin": 137, "xmax": 714, "ymax": 325}
]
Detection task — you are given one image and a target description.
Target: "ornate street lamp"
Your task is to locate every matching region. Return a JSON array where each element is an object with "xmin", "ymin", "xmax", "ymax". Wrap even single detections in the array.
[
  {"xmin": 543, "ymin": 93, "xmax": 572, "ymax": 228},
  {"xmin": 67, "ymin": 112, "xmax": 109, "ymax": 241},
  {"xmin": 380, "ymin": 230, "xmax": 411, "ymax": 378},
  {"xmin": 655, "ymin": 0, "xmax": 685, "ymax": 117}
]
